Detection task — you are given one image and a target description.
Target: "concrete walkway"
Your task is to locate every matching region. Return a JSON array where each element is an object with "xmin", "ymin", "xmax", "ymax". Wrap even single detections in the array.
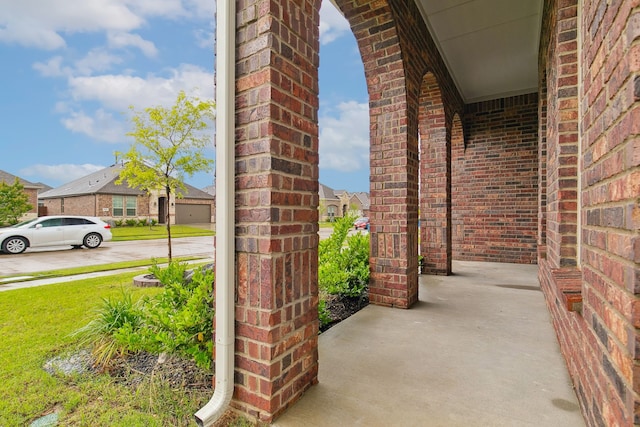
[{"xmin": 273, "ymin": 261, "xmax": 585, "ymax": 427}]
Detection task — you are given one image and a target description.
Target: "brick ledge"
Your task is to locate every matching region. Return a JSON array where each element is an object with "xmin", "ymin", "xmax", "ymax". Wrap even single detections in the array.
[{"xmin": 551, "ymin": 267, "xmax": 583, "ymax": 313}]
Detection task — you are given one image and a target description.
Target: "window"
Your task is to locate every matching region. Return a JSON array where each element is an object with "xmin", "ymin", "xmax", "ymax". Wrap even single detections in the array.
[
  {"xmin": 126, "ymin": 196, "xmax": 137, "ymax": 216},
  {"xmin": 112, "ymin": 196, "xmax": 137, "ymax": 217},
  {"xmin": 63, "ymin": 217, "xmax": 95, "ymax": 225},
  {"xmin": 38, "ymin": 218, "xmax": 63, "ymax": 227}
]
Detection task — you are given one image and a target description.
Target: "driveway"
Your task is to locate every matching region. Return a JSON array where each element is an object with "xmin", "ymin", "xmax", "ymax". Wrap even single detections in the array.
[{"xmin": 0, "ymin": 236, "xmax": 215, "ymax": 276}]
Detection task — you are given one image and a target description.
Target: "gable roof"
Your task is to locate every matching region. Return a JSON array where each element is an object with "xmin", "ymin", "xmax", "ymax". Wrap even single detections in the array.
[
  {"xmin": 352, "ymin": 192, "xmax": 370, "ymax": 209},
  {"xmin": 319, "ymin": 183, "xmax": 339, "ymax": 201},
  {"xmin": 0, "ymin": 170, "xmax": 43, "ymax": 190},
  {"xmin": 39, "ymin": 163, "xmax": 213, "ymax": 200}
]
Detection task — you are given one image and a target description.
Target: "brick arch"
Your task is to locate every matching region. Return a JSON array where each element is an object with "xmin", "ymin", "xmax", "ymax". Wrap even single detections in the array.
[
  {"xmin": 451, "ymin": 112, "xmax": 464, "ymax": 260},
  {"xmin": 419, "ymin": 71, "xmax": 452, "ymax": 275},
  {"xmin": 332, "ymin": 0, "xmax": 465, "ymax": 306},
  {"xmin": 230, "ymin": 0, "xmax": 467, "ymax": 418},
  {"xmin": 333, "ymin": 0, "xmax": 419, "ymax": 308}
]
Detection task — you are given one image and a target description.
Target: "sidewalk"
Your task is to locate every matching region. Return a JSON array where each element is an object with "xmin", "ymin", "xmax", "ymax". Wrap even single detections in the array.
[
  {"xmin": 0, "ymin": 258, "xmax": 214, "ymax": 292},
  {"xmin": 273, "ymin": 261, "xmax": 584, "ymax": 427}
]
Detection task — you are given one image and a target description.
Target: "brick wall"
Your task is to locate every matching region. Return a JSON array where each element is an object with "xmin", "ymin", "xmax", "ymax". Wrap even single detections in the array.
[
  {"xmin": 538, "ymin": 0, "xmax": 640, "ymax": 425},
  {"xmin": 452, "ymin": 94, "xmax": 539, "ymax": 264}
]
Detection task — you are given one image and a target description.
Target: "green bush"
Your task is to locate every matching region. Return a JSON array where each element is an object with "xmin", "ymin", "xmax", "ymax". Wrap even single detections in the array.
[
  {"xmin": 148, "ymin": 259, "xmax": 188, "ymax": 285},
  {"xmin": 318, "ymin": 299, "xmax": 331, "ymax": 329},
  {"xmin": 75, "ymin": 262, "xmax": 215, "ymax": 370},
  {"xmin": 318, "ymin": 215, "xmax": 370, "ymax": 298},
  {"xmin": 125, "ymin": 218, "xmax": 137, "ymax": 227}
]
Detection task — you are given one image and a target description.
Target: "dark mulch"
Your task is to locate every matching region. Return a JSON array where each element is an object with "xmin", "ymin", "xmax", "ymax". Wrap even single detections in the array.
[
  {"xmin": 320, "ymin": 293, "xmax": 369, "ymax": 332},
  {"xmin": 107, "ymin": 351, "xmax": 213, "ymax": 391},
  {"xmin": 100, "ymin": 293, "xmax": 368, "ymax": 426}
]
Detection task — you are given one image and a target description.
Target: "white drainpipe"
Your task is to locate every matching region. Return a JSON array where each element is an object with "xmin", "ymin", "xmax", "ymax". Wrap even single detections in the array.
[{"xmin": 194, "ymin": 0, "xmax": 236, "ymax": 423}]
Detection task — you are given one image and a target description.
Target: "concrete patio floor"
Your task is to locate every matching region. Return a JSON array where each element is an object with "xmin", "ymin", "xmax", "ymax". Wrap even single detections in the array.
[{"xmin": 272, "ymin": 261, "xmax": 585, "ymax": 427}]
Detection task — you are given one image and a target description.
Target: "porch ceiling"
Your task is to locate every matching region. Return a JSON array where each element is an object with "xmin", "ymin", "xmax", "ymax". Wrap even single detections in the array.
[{"xmin": 417, "ymin": 0, "xmax": 543, "ymax": 103}]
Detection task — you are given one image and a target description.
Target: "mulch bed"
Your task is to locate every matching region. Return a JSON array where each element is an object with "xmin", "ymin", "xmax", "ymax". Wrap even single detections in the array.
[
  {"xmin": 105, "ymin": 292, "xmax": 369, "ymax": 387},
  {"xmin": 320, "ymin": 293, "xmax": 369, "ymax": 332}
]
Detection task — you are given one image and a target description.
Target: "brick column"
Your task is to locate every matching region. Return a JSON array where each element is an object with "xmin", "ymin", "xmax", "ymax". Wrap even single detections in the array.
[
  {"xmin": 544, "ymin": 1, "xmax": 579, "ymax": 269},
  {"xmin": 233, "ymin": 0, "xmax": 320, "ymax": 420},
  {"xmin": 419, "ymin": 73, "xmax": 452, "ymax": 275}
]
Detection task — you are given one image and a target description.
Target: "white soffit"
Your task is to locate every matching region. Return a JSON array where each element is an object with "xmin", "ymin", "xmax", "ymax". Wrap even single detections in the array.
[{"xmin": 417, "ymin": 0, "xmax": 543, "ymax": 103}]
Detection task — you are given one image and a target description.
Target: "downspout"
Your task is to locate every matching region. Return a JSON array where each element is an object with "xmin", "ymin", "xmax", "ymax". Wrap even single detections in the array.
[{"xmin": 194, "ymin": 0, "xmax": 236, "ymax": 422}]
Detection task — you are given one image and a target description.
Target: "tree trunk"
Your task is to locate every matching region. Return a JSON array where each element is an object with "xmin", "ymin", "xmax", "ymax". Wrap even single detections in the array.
[{"xmin": 165, "ymin": 186, "xmax": 172, "ymax": 261}]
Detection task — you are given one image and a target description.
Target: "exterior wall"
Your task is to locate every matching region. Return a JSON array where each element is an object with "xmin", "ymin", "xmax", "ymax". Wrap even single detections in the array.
[
  {"xmin": 452, "ymin": 94, "xmax": 539, "ymax": 264},
  {"xmin": 538, "ymin": 0, "xmax": 640, "ymax": 426},
  {"xmin": 40, "ymin": 193, "xmax": 164, "ymax": 222},
  {"xmin": 41, "ymin": 195, "xmax": 96, "ymax": 216},
  {"xmin": 23, "ymin": 188, "xmax": 39, "ymax": 218}
]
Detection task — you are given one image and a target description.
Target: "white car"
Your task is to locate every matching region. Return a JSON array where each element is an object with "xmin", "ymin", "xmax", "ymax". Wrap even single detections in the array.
[{"xmin": 0, "ymin": 215, "xmax": 112, "ymax": 254}]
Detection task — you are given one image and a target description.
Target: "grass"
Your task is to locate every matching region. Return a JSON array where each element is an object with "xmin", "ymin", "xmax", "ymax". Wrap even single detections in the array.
[
  {"xmin": 110, "ymin": 224, "xmax": 214, "ymax": 241},
  {"xmin": 0, "ymin": 256, "xmax": 206, "ymax": 284},
  {"xmin": 0, "ymin": 272, "xmax": 217, "ymax": 426}
]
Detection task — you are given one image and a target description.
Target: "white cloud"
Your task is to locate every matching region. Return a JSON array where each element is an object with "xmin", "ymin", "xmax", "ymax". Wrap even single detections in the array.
[
  {"xmin": 62, "ymin": 109, "xmax": 128, "ymax": 143},
  {"xmin": 126, "ymin": 0, "xmax": 186, "ymax": 16},
  {"xmin": 0, "ymin": 0, "xmax": 143, "ymax": 49},
  {"xmin": 33, "ymin": 56, "xmax": 69, "ymax": 77},
  {"xmin": 68, "ymin": 64, "xmax": 214, "ymax": 111},
  {"xmin": 107, "ymin": 32, "xmax": 158, "ymax": 57},
  {"xmin": 76, "ymin": 49, "xmax": 125, "ymax": 75},
  {"xmin": 319, "ymin": 101, "xmax": 369, "ymax": 172},
  {"xmin": 34, "ymin": 49, "xmax": 124, "ymax": 78},
  {"xmin": 20, "ymin": 163, "xmax": 106, "ymax": 185},
  {"xmin": 57, "ymin": 65, "xmax": 213, "ymax": 141},
  {"xmin": 319, "ymin": 1, "xmax": 351, "ymax": 45}
]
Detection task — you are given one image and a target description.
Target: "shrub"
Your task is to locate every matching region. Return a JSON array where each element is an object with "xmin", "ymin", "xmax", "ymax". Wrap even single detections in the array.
[
  {"xmin": 75, "ymin": 262, "xmax": 215, "ymax": 370},
  {"xmin": 318, "ymin": 215, "xmax": 370, "ymax": 298},
  {"xmin": 148, "ymin": 259, "xmax": 188, "ymax": 285},
  {"xmin": 125, "ymin": 218, "xmax": 137, "ymax": 227}
]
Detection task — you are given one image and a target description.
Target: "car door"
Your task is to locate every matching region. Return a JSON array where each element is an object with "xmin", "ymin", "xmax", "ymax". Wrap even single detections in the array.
[
  {"xmin": 28, "ymin": 218, "xmax": 65, "ymax": 247},
  {"xmin": 61, "ymin": 217, "xmax": 93, "ymax": 244}
]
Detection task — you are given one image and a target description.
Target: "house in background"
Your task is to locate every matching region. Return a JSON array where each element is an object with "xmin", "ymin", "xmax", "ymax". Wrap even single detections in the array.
[
  {"xmin": 38, "ymin": 163, "xmax": 214, "ymax": 225},
  {"xmin": 0, "ymin": 170, "xmax": 45, "ymax": 220},
  {"xmin": 319, "ymin": 183, "xmax": 369, "ymax": 222}
]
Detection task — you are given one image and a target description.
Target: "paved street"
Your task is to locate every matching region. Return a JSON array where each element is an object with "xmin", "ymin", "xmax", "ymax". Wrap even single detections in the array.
[
  {"xmin": 0, "ymin": 228, "xmax": 363, "ymax": 292},
  {"xmin": 0, "ymin": 236, "xmax": 215, "ymax": 276}
]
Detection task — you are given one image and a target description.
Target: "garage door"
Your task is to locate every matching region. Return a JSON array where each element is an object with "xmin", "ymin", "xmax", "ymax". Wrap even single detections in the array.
[{"xmin": 175, "ymin": 204, "xmax": 211, "ymax": 224}]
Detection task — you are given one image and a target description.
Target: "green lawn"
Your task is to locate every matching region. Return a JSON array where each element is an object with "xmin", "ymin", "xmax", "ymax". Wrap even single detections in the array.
[
  {"xmin": 0, "ymin": 273, "xmax": 213, "ymax": 426},
  {"xmin": 110, "ymin": 224, "xmax": 213, "ymax": 241}
]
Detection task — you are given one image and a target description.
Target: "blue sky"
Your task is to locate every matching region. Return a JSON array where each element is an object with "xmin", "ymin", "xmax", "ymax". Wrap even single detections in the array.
[{"xmin": 0, "ymin": 0, "xmax": 370, "ymax": 194}]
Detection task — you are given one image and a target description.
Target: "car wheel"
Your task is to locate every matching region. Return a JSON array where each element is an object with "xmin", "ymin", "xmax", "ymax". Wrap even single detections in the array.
[
  {"xmin": 2, "ymin": 237, "xmax": 28, "ymax": 254},
  {"xmin": 83, "ymin": 233, "xmax": 102, "ymax": 249}
]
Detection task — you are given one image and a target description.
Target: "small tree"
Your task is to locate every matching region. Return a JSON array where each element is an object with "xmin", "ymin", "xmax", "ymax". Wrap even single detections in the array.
[
  {"xmin": 0, "ymin": 178, "xmax": 33, "ymax": 225},
  {"xmin": 117, "ymin": 91, "xmax": 215, "ymax": 260}
]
